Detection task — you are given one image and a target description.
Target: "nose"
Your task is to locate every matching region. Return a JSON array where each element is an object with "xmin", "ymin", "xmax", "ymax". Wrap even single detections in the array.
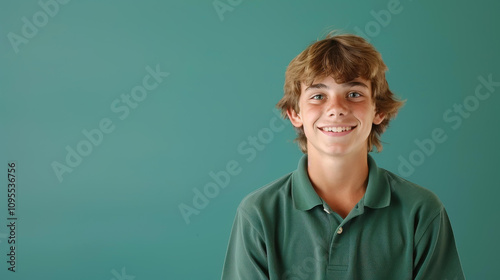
[{"xmin": 326, "ymin": 95, "xmax": 348, "ymax": 117}]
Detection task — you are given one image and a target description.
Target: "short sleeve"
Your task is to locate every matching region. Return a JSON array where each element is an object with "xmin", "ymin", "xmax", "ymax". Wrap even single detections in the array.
[
  {"xmin": 413, "ymin": 208, "xmax": 465, "ymax": 280},
  {"xmin": 221, "ymin": 207, "xmax": 269, "ymax": 280}
]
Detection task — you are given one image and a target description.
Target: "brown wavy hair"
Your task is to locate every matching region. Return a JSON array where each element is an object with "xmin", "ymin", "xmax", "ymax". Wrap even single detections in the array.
[{"xmin": 276, "ymin": 31, "xmax": 404, "ymax": 153}]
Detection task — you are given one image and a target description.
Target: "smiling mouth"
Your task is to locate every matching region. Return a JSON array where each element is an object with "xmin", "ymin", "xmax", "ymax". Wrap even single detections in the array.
[{"xmin": 320, "ymin": 126, "xmax": 356, "ymax": 133}]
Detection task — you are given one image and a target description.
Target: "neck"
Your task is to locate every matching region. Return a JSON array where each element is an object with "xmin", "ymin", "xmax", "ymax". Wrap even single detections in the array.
[{"xmin": 307, "ymin": 149, "xmax": 369, "ymax": 197}]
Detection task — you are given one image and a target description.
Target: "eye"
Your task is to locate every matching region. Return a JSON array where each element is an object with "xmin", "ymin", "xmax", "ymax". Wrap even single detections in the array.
[
  {"xmin": 348, "ymin": 92, "xmax": 362, "ymax": 98},
  {"xmin": 311, "ymin": 94, "xmax": 324, "ymax": 100}
]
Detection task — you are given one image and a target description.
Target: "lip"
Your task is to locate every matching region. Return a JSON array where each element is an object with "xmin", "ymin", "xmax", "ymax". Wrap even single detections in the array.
[{"xmin": 318, "ymin": 125, "xmax": 357, "ymax": 136}]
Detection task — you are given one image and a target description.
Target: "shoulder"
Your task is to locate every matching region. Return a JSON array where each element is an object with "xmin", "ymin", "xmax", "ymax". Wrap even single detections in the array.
[
  {"xmin": 238, "ymin": 172, "xmax": 293, "ymax": 213},
  {"xmin": 234, "ymin": 171, "xmax": 296, "ymax": 236},
  {"xmin": 383, "ymin": 168, "xmax": 444, "ymax": 214},
  {"xmin": 380, "ymin": 169, "xmax": 450, "ymax": 241}
]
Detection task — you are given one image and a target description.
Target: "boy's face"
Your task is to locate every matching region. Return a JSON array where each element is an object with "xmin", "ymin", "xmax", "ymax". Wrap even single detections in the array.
[{"xmin": 287, "ymin": 76, "xmax": 384, "ymax": 158}]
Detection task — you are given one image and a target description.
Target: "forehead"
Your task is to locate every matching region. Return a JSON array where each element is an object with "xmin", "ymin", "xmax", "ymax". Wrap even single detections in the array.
[{"xmin": 301, "ymin": 76, "xmax": 372, "ymax": 92}]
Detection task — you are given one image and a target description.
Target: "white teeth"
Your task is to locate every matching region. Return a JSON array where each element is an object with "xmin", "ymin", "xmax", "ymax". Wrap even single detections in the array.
[{"xmin": 322, "ymin": 126, "xmax": 352, "ymax": 132}]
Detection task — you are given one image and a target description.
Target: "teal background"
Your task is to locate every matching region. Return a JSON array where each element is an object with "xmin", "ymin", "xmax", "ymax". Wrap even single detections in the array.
[{"xmin": 1, "ymin": 0, "xmax": 499, "ymax": 279}]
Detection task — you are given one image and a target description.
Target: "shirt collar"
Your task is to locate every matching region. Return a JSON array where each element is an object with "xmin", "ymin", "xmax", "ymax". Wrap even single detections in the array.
[
  {"xmin": 292, "ymin": 154, "xmax": 323, "ymax": 211},
  {"xmin": 291, "ymin": 154, "xmax": 391, "ymax": 211},
  {"xmin": 364, "ymin": 154, "xmax": 391, "ymax": 208}
]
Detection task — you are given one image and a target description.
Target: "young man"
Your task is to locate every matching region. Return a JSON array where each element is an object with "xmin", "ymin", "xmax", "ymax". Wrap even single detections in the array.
[{"xmin": 222, "ymin": 32, "xmax": 465, "ymax": 279}]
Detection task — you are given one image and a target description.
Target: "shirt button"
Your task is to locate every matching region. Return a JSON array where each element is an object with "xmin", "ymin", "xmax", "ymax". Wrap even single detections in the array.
[{"xmin": 337, "ymin": 227, "xmax": 343, "ymax": 234}]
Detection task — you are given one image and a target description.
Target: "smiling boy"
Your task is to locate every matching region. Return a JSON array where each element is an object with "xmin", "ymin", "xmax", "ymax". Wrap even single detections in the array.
[{"xmin": 222, "ymin": 33, "xmax": 465, "ymax": 279}]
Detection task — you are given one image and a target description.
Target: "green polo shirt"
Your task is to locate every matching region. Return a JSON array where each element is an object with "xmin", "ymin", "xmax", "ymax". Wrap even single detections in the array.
[{"xmin": 222, "ymin": 155, "xmax": 465, "ymax": 280}]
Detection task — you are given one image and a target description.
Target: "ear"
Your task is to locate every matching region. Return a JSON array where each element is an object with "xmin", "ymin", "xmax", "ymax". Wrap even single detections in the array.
[
  {"xmin": 373, "ymin": 111, "xmax": 385, "ymax": 125},
  {"xmin": 287, "ymin": 108, "xmax": 303, "ymax": 128}
]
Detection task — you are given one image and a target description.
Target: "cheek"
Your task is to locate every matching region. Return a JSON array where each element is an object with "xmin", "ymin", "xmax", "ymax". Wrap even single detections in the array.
[
  {"xmin": 303, "ymin": 111, "xmax": 320, "ymax": 129},
  {"xmin": 301, "ymin": 111, "xmax": 317, "ymax": 134},
  {"xmin": 303, "ymin": 105, "xmax": 321, "ymax": 117},
  {"xmin": 359, "ymin": 105, "xmax": 376, "ymax": 120}
]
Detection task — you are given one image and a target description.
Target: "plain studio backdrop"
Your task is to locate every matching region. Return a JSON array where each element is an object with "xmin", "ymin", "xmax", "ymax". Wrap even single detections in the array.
[{"xmin": 1, "ymin": 0, "xmax": 499, "ymax": 279}]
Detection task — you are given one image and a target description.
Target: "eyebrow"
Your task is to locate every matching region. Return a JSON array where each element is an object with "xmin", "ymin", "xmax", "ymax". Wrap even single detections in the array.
[
  {"xmin": 345, "ymin": 81, "xmax": 369, "ymax": 89},
  {"xmin": 305, "ymin": 80, "xmax": 369, "ymax": 91},
  {"xmin": 305, "ymin": 83, "xmax": 329, "ymax": 91}
]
